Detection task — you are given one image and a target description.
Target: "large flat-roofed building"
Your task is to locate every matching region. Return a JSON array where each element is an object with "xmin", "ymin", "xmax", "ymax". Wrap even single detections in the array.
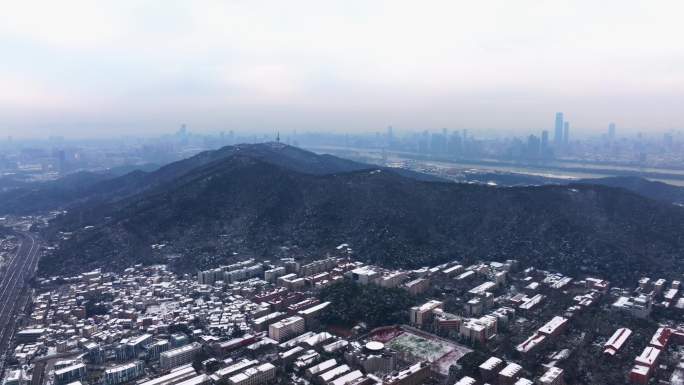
[
  {"xmin": 210, "ymin": 359, "xmax": 258, "ymax": 382},
  {"xmin": 269, "ymin": 316, "xmax": 305, "ymax": 342},
  {"xmin": 170, "ymin": 334, "xmax": 190, "ymax": 348},
  {"xmin": 264, "ymin": 266, "xmax": 286, "ymax": 282},
  {"xmin": 460, "ymin": 315, "xmax": 497, "ymax": 343},
  {"xmin": 293, "ymin": 350, "xmax": 320, "ymax": 371},
  {"xmin": 279, "ymin": 331, "xmax": 315, "ymax": 350},
  {"xmin": 456, "ymin": 270, "xmax": 476, "ymax": 282},
  {"xmin": 404, "ymin": 278, "xmax": 430, "ymax": 295},
  {"xmin": 664, "ymin": 288, "xmax": 678, "ymax": 303},
  {"xmin": 298, "ymin": 257, "xmax": 337, "ymax": 276},
  {"xmin": 104, "ymin": 361, "xmax": 145, "ymax": 385},
  {"xmin": 147, "ymin": 340, "xmax": 170, "ymax": 360},
  {"xmin": 252, "ymin": 312, "xmax": 285, "ymax": 331},
  {"xmin": 539, "ymin": 367, "xmax": 564, "ymax": 385},
  {"xmin": 329, "ymin": 370, "xmax": 363, "ymax": 385},
  {"xmin": 383, "ymin": 362, "xmax": 430, "ymax": 385},
  {"xmin": 297, "ymin": 302, "xmax": 330, "ymax": 326},
  {"xmin": 377, "ymin": 271, "xmax": 408, "ymax": 288},
  {"xmin": 197, "ymin": 268, "xmax": 223, "ymax": 285},
  {"xmin": 468, "ymin": 281, "xmax": 496, "ymax": 297},
  {"xmin": 409, "ymin": 300, "xmax": 443, "ymax": 327},
  {"xmin": 212, "ymin": 335, "xmax": 256, "ymax": 357},
  {"xmin": 175, "ymin": 375, "xmax": 210, "ymax": 385},
  {"xmin": 302, "ymin": 332, "xmax": 333, "ymax": 348},
  {"xmin": 323, "ymin": 340, "xmax": 349, "ymax": 354},
  {"xmin": 317, "ymin": 365, "xmax": 350, "ymax": 384},
  {"xmin": 15, "ymin": 328, "xmax": 46, "ymax": 343},
  {"xmin": 227, "ymin": 363, "xmax": 276, "ymax": 385},
  {"xmin": 306, "ymin": 359, "xmax": 337, "ymax": 378},
  {"xmin": 498, "ymin": 363, "xmax": 522, "ymax": 385},
  {"xmin": 454, "ymin": 377, "xmax": 476, "ymax": 385},
  {"xmin": 279, "ymin": 346, "xmax": 305, "ymax": 364},
  {"xmin": 138, "ymin": 364, "xmax": 197, "ymax": 385},
  {"xmin": 538, "ymin": 316, "xmax": 568, "ymax": 337},
  {"xmin": 611, "ymin": 294, "xmax": 652, "ymax": 318},
  {"xmin": 54, "ymin": 363, "xmax": 86, "ymax": 385},
  {"xmin": 442, "ymin": 264, "xmax": 464, "ymax": 276},
  {"xmin": 347, "ymin": 266, "xmax": 378, "ymax": 285},
  {"xmin": 478, "ymin": 357, "xmax": 503, "ymax": 382},
  {"xmin": 519, "ymin": 294, "xmax": 545, "ymax": 311},
  {"xmin": 125, "ymin": 334, "xmax": 153, "ymax": 359},
  {"xmin": 160, "ymin": 343, "xmax": 202, "ymax": 370}
]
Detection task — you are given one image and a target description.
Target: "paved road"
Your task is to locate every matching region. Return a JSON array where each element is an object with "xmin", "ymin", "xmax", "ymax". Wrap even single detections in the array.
[{"xmin": 0, "ymin": 231, "xmax": 41, "ymax": 377}]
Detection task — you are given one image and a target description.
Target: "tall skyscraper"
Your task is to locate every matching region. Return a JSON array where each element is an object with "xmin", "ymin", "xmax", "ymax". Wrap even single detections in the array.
[
  {"xmin": 563, "ymin": 122, "xmax": 570, "ymax": 145},
  {"xmin": 608, "ymin": 123, "xmax": 616, "ymax": 140},
  {"xmin": 527, "ymin": 134, "xmax": 541, "ymax": 158},
  {"xmin": 554, "ymin": 112, "xmax": 564, "ymax": 145},
  {"xmin": 419, "ymin": 130, "xmax": 429, "ymax": 153},
  {"xmin": 448, "ymin": 131, "xmax": 462, "ymax": 154},
  {"xmin": 177, "ymin": 124, "xmax": 189, "ymax": 145},
  {"xmin": 540, "ymin": 130, "xmax": 553, "ymax": 159}
]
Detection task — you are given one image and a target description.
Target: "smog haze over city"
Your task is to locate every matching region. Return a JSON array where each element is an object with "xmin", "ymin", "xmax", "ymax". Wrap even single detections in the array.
[
  {"xmin": 2, "ymin": 1, "xmax": 684, "ymax": 138},
  {"xmin": 2, "ymin": 3, "xmax": 684, "ymax": 385}
]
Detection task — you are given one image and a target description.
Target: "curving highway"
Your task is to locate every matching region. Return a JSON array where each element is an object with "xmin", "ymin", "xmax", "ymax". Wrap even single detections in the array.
[{"xmin": 0, "ymin": 231, "xmax": 41, "ymax": 377}]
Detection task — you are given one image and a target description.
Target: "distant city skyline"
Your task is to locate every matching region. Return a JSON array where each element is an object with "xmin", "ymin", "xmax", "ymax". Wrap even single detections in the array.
[
  {"xmin": 1, "ymin": 118, "xmax": 678, "ymax": 143},
  {"xmin": 1, "ymin": 1, "xmax": 684, "ymax": 138}
]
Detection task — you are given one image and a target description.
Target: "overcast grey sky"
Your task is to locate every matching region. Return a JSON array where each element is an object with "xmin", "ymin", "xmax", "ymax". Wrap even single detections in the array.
[{"xmin": 1, "ymin": 1, "xmax": 683, "ymax": 138}]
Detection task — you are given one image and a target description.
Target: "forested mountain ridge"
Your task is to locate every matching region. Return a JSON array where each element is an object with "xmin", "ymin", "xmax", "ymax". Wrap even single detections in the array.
[{"xmin": 37, "ymin": 144, "xmax": 684, "ymax": 284}]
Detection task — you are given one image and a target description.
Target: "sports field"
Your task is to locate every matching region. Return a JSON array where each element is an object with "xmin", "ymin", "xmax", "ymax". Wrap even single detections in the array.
[
  {"xmin": 372, "ymin": 327, "xmax": 472, "ymax": 375},
  {"xmin": 387, "ymin": 332, "xmax": 452, "ymax": 361}
]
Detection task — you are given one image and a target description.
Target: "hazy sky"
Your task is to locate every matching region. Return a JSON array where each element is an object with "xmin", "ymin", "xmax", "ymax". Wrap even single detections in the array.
[{"xmin": 1, "ymin": 1, "xmax": 683, "ymax": 138}]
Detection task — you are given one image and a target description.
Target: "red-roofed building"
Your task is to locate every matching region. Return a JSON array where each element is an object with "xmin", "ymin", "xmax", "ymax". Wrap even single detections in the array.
[
  {"xmin": 629, "ymin": 365, "xmax": 650, "ymax": 385},
  {"xmin": 649, "ymin": 327, "xmax": 671, "ymax": 350},
  {"xmin": 635, "ymin": 346, "xmax": 661, "ymax": 368},
  {"xmin": 604, "ymin": 328, "xmax": 632, "ymax": 356}
]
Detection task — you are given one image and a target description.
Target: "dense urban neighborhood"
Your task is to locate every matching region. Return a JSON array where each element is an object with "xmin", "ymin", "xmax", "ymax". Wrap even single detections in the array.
[
  {"xmin": 4, "ymin": 2, "xmax": 684, "ymax": 384},
  {"xmin": 2, "ymin": 220, "xmax": 684, "ymax": 385}
]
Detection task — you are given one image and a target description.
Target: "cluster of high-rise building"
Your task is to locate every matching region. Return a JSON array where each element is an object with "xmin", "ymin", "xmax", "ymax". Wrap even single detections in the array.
[{"xmin": 521, "ymin": 112, "xmax": 572, "ymax": 161}]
